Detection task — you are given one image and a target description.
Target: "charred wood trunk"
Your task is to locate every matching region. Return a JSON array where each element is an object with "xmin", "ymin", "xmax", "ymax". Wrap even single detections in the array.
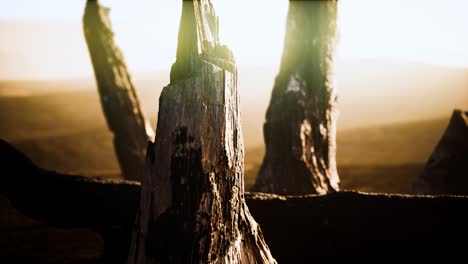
[
  {"xmin": 127, "ymin": 1, "xmax": 275, "ymax": 263},
  {"xmin": 83, "ymin": 0, "xmax": 153, "ymax": 181},
  {"xmin": 413, "ymin": 109, "xmax": 468, "ymax": 195},
  {"xmin": 253, "ymin": 0, "xmax": 340, "ymax": 195}
]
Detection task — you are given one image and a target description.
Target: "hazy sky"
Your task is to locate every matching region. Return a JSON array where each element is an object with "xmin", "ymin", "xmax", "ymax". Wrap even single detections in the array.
[{"xmin": 1, "ymin": 0, "xmax": 467, "ymax": 79}]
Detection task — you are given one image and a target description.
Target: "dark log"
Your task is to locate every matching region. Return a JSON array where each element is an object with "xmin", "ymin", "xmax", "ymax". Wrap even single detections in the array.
[
  {"xmin": 127, "ymin": 1, "xmax": 275, "ymax": 263},
  {"xmin": 2, "ymin": 139, "xmax": 468, "ymax": 262},
  {"xmin": 83, "ymin": 0, "xmax": 154, "ymax": 181},
  {"xmin": 247, "ymin": 192, "xmax": 468, "ymax": 262},
  {"xmin": 413, "ymin": 109, "xmax": 468, "ymax": 195},
  {"xmin": 0, "ymin": 139, "xmax": 140, "ymax": 263},
  {"xmin": 253, "ymin": 0, "xmax": 340, "ymax": 195}
]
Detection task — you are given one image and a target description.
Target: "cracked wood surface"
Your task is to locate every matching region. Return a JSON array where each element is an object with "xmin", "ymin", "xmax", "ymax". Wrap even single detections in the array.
[
  {"xmin": 127, "ymin": 1, "xmax": 276, "ymax": 263},
  {"xmin": 83, "ymin": 0, "xmax": 153, "ymax": 181},
  {"xmin": 254, "ymin": 0, "xmax": 340, "ymax": 195}
]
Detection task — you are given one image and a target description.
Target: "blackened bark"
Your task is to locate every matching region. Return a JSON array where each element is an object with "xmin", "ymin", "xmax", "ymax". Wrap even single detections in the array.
[
  {"xmin": 83, "ymin": 0, "xmax": 153, "ymax": 181},
  {"xmin": 413, "ymin": 109, "xmax": 468, "ymax": 195},
  {"xmin": 254, "ymin": 0, "xmax": 340, "ymax": 195},
  {"xmin": 127, "ymin": 1, "xmax": 275, "ymax": 263}
]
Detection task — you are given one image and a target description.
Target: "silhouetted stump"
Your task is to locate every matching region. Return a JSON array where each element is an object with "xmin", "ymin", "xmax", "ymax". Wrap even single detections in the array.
[
  {"xmin": 254, "ymin": 0, "xmax": 340, "ymax": 195},
  {"xmin": 83, "ymin": 0, "xmax": 153, "ymax": 181},
  {"xmin": 127, "ymin": 1, "xmax": 275, "ymax": 263},
  {"xmin": 413, "ymin": 109, "xmax": 468, "ymax": 195}
]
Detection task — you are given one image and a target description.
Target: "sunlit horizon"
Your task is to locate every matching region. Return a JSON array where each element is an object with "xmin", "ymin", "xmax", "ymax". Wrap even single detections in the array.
[{"xmin": 1, "ymin": 0, "xmax": 468, "ymax": 79}]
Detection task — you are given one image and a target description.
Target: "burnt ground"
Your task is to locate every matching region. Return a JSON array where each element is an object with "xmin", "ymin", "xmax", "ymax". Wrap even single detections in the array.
[{"xmin": 1, "ymin": 139, "xmax": 468, "ymax": 263}]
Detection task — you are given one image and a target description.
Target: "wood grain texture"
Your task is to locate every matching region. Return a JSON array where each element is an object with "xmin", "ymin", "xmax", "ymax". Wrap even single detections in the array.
[
  {"xmin": 83, "ymin": 0, "xmax": 153, "ymax": 181},
  {"xmin": 127, "ymin": 1, "xmax": 276, "ymax": 263},
  {"xmin": 254, "ymin": 0, "xmax": 340, "ymax": 195}
]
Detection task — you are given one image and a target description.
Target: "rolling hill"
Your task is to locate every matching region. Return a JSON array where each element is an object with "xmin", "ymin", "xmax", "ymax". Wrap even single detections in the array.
[{"xmin": 0, "ymin": 59, "xmax": 465, "ymax": 193}]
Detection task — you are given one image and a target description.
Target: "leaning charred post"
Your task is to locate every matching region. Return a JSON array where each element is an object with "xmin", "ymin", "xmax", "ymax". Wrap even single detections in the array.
[
  {"xmin": 253, "ymin": 0, "xmax": 340, "ymax": 195},
  {"xmin": 83, "ymin": 0, "xmax": 153, "ymax": 181},
  {"xmin": 413, "ymin": 110, "xmax": 468, "ymax": 195},
  {"xmin": 127, "ymin": 1, "xmax": 276, "ymax": 263}
]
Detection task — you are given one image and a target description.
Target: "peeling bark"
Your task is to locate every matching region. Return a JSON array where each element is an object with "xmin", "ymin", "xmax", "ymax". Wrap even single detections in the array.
[
  {"xmin": 83, "ymin": 0, "xmax": 153, "ymax": 181},
  {"xmin": 254, "ymin": 0, "xmax": 340, "ymax": 195},
  {"xmin": 413, "ymin": 109, "xmax": 468, "ymax": 195},
  {"xmin": 127, "ymin": 1, "xmax": 275, "ymax": 263}
]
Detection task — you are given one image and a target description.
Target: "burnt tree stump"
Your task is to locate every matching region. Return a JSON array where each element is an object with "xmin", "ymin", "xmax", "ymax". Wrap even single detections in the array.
[
  {"xmin": 83, "ymin": 0, "xmax": 153, "ymax": 181},
  {"xmin": 413, "ymin": 109, "xmax": 468, "ymax": 195},
  {"xmin": 127, "ymin": 1, "xmax": 276, "ymax": 263},
  {"xmin": 254, "ymin": 0, "xmax": 340, "ymax": 195}
]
